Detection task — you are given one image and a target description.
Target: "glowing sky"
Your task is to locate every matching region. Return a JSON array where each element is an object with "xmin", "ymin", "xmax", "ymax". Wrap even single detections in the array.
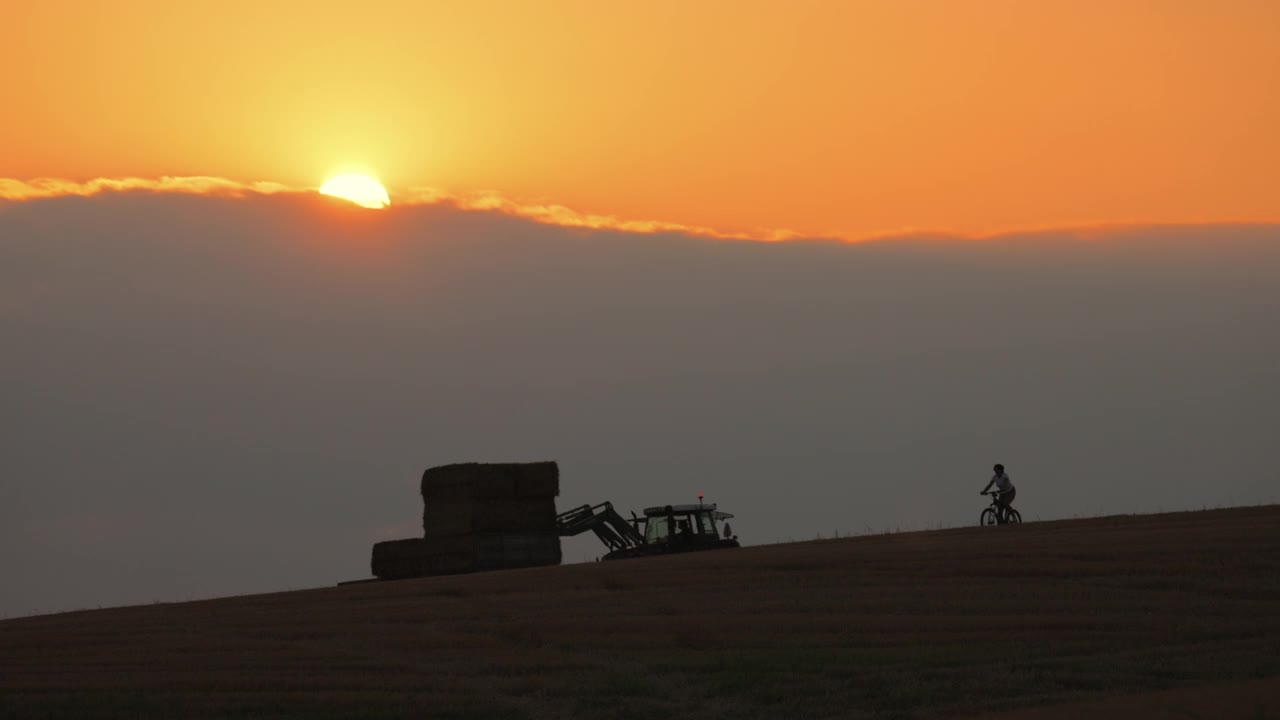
[{"xmin": 3, "ymin": 1, "xmax": 1278, "ymax": 239}]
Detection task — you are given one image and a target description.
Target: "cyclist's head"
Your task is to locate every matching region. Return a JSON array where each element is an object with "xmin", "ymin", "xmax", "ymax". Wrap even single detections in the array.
[{"xmin": 993, "ymin": 463, "xmax": 1005, "ymax": 474}]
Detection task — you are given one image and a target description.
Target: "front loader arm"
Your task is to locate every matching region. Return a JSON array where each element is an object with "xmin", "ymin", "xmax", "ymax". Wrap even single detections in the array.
[{"xmin": 556, "ymin": 502, "xmax": 646, "ymax": 553}]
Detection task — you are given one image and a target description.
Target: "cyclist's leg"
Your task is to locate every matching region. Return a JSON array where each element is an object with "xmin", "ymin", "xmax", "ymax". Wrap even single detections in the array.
[{"xmin": 995, "ymin": 491, "xmax": 1012, "ymax": 521}]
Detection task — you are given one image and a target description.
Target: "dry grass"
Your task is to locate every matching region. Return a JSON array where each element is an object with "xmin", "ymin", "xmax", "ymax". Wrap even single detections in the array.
[{"xmin": 2, "ymin": 506, "xmax": 1278, "ymax": 719}]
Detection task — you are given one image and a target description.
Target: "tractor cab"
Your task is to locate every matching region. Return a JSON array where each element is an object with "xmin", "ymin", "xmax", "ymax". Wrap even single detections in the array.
[{"xmin": 641, "ymin": 504, "xmax": 733, "ymax": 545}]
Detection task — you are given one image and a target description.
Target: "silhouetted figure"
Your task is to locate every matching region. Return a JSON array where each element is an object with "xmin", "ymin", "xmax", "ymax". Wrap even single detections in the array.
[
  {"xmin": 981, "ymin": 463, "xmax": 1016, "ymax": 511},
  {"xmin": 723, "ymin": 523, "xmax": 733, "ymax": 539}
]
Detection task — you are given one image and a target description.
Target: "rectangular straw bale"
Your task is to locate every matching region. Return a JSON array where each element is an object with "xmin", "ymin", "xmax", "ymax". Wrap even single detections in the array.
[
  {"xmin": 421, "ymin": 550, "xmax": 476, "ymax": 575},
  {"xmin": 481, "ymin": 531, "xmax": 562, "ymax": 564},
  {"xmin": 515, "ymin": 462, "xmax": 560, "ymax": 498},
  {"xmin": 422, "ymin": 482, "xmax": 475, "ymax": 502},
  {"xmin": 491, "ymin": 531, "xmax": 563, "ymax": 553},
  {"xmin": 424, "ymin": 534, "xmax": 478, "ymax": 556},
  {"xmin": 371, "ymin": 538, "xmax": 428, "ymax": 580},
  {"xmin": 421, "ymin": 536, "xmax": 478, "ymax": 575},
  {"xmin": 425, "ymin": 498, "xmax": 556, "ymax": 535},
  {"xmin": 471, "ymin": 497, "xmax": 557, "ymax": 532},
  {"xmin": 473, "ymin": 531, "xmax": 562, "ymax": 571},
  {"xmin": 421, "ymin": 462, "xmax": 558, "ymax": 500},
  {"xmin": 424, "ymin": 500, "xmax": 475, "ymax": 537},
  {"xmin": 372, "ymin": 537, "xmax": 481, "ymax": 579},
  {"xmin": 374, "ymin": 532, "xmax": 560, "ymax": 578},
  {"xmin": 420, "ymin": 463, "xmax": 477, "ymax": 496},
  {"xmin": 471, "ymin": 472, "xmax": 517, "ymax": 499}
]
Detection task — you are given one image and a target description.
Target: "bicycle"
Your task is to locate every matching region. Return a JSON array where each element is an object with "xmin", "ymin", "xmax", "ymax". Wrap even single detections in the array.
[{"xmin": 979, "ymin": 491, "xmax": 1021, "ymax": 526}]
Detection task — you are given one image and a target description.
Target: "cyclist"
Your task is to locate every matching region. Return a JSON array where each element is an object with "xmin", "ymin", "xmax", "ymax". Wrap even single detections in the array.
[{"xmin": 981, "ymin": 463, "xmax": 1016, "ymax": 514}]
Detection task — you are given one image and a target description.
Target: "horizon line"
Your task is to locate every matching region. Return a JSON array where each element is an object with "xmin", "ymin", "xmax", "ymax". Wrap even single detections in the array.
[{"xmin": 3, "ymin": 175, "xmax": 1277, "ymax": 245}]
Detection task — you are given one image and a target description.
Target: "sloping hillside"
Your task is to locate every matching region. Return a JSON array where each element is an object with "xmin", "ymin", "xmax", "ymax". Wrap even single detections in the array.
[{"xmin": 3, "ymin": 506, "xmax": 1278, "ymax": 719}]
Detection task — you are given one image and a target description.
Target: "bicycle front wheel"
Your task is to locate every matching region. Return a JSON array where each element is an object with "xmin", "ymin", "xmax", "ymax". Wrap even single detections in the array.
[{"xmin": 980, "ymin": 508, "xmax": 998, "ymax": 526}]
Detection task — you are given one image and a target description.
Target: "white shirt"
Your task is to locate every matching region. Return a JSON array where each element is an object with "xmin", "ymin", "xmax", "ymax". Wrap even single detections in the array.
[{"xmin": 993, "ymin": 472, "xmax": 1014, "ymax": 492}]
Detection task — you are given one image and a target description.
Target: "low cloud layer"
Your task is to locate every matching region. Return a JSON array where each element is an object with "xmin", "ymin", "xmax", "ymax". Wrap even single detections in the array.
[
  {"xmin": 1, "ymin": 177, "xmax": 797, "ymax": 241},
  {"xmin": 2, "ymin": 191, "xmax": 1277, "ymax": 616},
  {"xmin": 0, "ymin": 176, "xmax": 293, "ymax": 201},
  {"xmin": 401, "ymin": 186, "xmax": 781, "ymax": 240}
]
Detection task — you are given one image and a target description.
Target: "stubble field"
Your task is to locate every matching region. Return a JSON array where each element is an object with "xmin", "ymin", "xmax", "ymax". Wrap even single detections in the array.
[{"xmin": 2, "ymin": 505, "xmax": 1278, "ymax": 719}]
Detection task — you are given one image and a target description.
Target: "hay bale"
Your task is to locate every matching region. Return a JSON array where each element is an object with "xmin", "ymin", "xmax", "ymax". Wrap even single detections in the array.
[
  {"xmin": 420, "ymin": 464, "xmax": 472, "ymax": 489},
  {"xmin": 426, "ymin": 534, "xmax": 479, "ymax": 555},
  {"xmin": 515, "ymin": 462, "xmax": 560, "ymax": 498},
  {"xmin": 420, "ymin": 463, "xmax": 482, "ymax": 499},
  {"xmin": 424, "ymin": 500, "xmax": 475, "ymax": 537},
  {"xmin": 422, "ymin": 464, "xmax": 517, "ymax": 499},
  {"xmin": 372, "ymin": 537, "xmax": 480, "ymax": 579},
  {"xmin": 422, "ymin": 482, "xmax": 475, "ymax": 502},
  {"xmin": 424, "ymin": 497, "xmax": 557, "ymax": 536},
  {"xmin": 420, "ymin": 550, "xmax": 475, "ymax": 576},
  {"xmin": 473, "ymin": 531, "xmax": 562, "ymax": 571},
  {"xmin": 472, "ymin": 471, "xmax": 517, "ymax": 499},
  {"xmin": 372, "ymin": 532, "xmax": 561, "ymax": 579},
  {"xmin": 420, "ymin": 462, "xmax": 558, "ymax": 501},
  {"xmin": 371, "ymin": 538, "xmax": 428, "ymax": 580},
  {"xmin": 471, "ymin": 497, "xmax": 557, "ymax": 532}
]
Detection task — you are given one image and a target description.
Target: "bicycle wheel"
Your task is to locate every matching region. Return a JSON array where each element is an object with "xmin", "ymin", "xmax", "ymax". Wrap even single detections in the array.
[
  {"xmin": 980, "ymin": 508, "xmax": 998, "ymax": 526},
  {"xmin": 1006, "ymin": 508, "xmax": 1022, "ymax": 524}
]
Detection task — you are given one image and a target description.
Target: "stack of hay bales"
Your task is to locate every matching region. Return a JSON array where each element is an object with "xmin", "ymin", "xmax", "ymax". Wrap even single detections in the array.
[{"xmin": 370, "ymin": 462, "xmax": 562, "ymax": 580}]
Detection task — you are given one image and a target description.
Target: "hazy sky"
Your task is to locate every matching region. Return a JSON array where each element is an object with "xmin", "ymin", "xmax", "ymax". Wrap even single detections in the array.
[
  {"xmin": 4, "ymin": 1, "xmax": 1279, "ymax": 238},
  {"xmin": 2, "ymin": 191, "xmax": 1276, "ymax": 617}
]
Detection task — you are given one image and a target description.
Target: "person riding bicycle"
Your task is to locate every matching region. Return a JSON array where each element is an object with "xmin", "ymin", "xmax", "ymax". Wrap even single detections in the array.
[{"xmin": 980, "ymin": 463, "xmax": 1016, "ymax": 512}]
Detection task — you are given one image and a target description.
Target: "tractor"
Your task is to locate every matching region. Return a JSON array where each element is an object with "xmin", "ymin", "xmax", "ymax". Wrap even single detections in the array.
[{"xmin": 556, "ymin": 495, "xmax": 739, "ymax": 560}]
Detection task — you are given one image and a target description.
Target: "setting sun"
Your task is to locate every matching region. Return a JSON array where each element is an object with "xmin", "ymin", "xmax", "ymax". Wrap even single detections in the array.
[{"xmin": 319, "ymin": 174, "xmax": 390, "ymax": 209}]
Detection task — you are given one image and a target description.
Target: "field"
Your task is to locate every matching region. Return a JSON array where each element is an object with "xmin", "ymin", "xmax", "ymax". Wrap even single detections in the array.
[{"xmin": 2, "ymin": 506, "xmax": 1278, "ymax": 719}]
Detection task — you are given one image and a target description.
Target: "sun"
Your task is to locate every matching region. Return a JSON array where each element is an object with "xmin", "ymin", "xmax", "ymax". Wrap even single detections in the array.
[{"xmin": 319, "ymin": 174, "xmax": 390, "ymax": 209}]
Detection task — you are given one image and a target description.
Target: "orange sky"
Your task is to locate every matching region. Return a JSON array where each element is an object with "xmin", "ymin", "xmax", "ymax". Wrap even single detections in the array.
[{"xmin": 3, "ymin": 1, "xmax": 1277, "ymax": 240}]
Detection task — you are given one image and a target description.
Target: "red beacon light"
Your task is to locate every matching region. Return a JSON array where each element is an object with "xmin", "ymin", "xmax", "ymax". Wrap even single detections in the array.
[{"xmin": 697, "ymin": 492, "xmax": 704, "ymax": 507}]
